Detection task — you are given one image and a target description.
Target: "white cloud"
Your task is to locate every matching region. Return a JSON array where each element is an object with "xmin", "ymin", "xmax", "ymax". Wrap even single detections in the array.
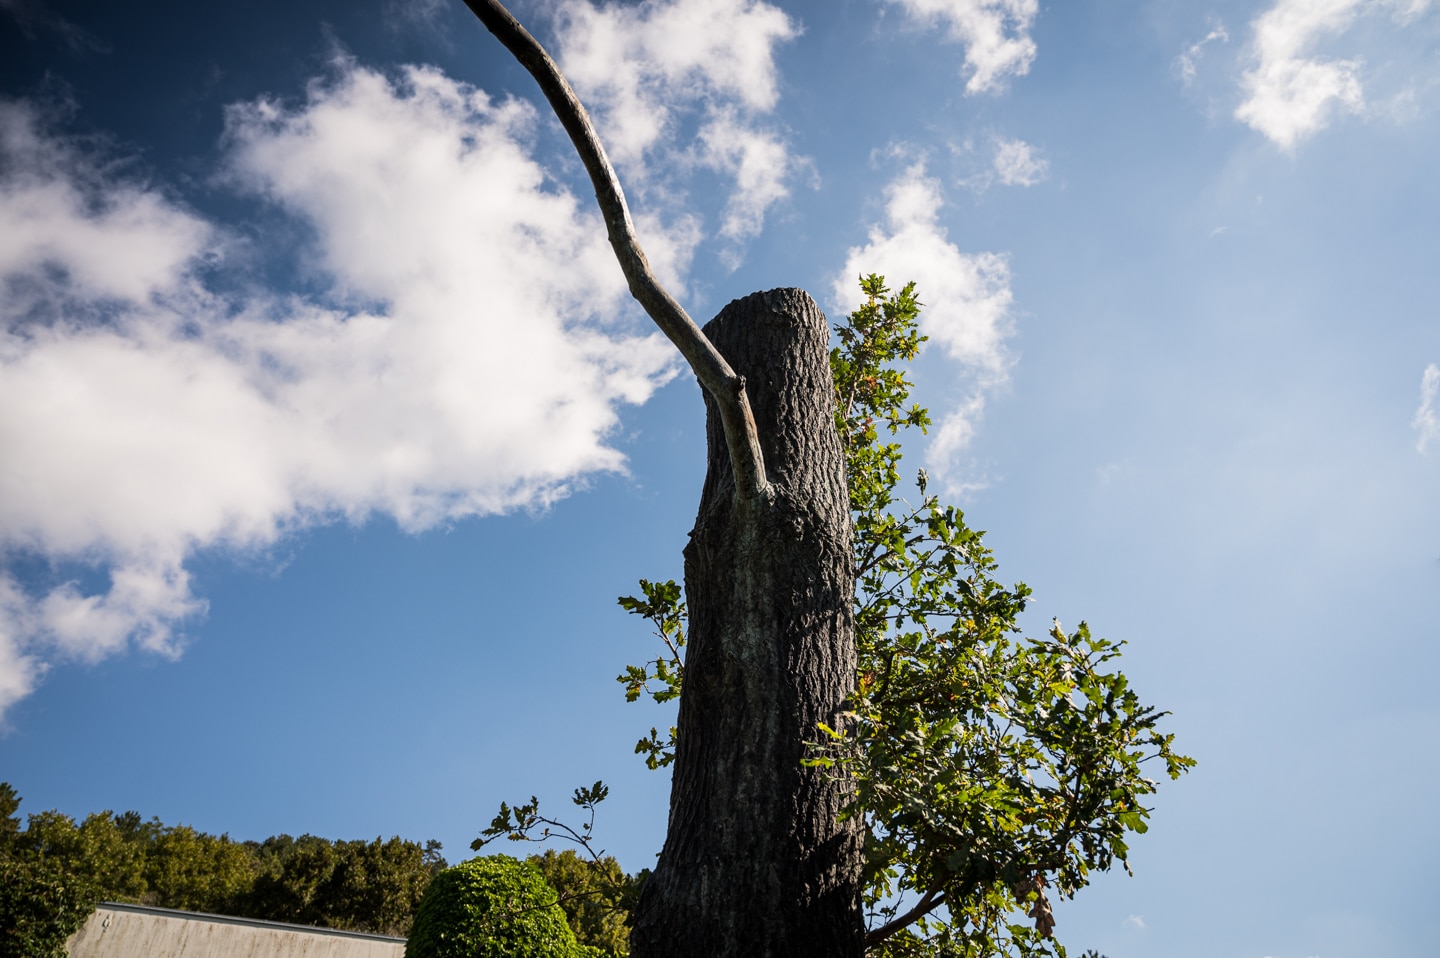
[
  {"xmin": 552, "ymin": 0, "xmax": 800, "ymax": 245},
  {"xmin": 0, "ymin": 104, "xmax": 213, "ymax": 309},
  {"xmin": 697, "ymin": 110, "xmax": 793, "ymax": 242},
  {"xmin": 1234, "ymin": 0, "xmax": 1366, "ymax": 149},
  {"xmin": 882, "ymin": 0, "xmax": 1038, "ymax": 94},
  {"xmin": 991, "ymin": 136, "xmax": 1047, "ymax": 186},
  {"xmin": 1234, "ymin": 0, "xmax": 1433, "ymax": 149},
  {"xmin": 1124, "ymin": 914, "xmax": 1146, "ymax": 929},
  {"xmin": 0, "ymin": 64, "xmax": 679, "ymax": 719},
  {"xmin": 832, "ymin": 162, "xmax": 1014, "ymax": 487},
  {"xmin": 1414, "ymin": 363, "xmax": 1440, "ymax": 453},
  {"xmin": 1177, "ymin": 23, "xmax": 1230, "ymax": 86}
]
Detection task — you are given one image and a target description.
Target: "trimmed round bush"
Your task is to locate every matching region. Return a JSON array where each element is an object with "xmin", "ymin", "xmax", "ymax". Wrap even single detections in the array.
[{"xmin": 405, "ymin": 855, "xmax": 585, "ymax": 958}]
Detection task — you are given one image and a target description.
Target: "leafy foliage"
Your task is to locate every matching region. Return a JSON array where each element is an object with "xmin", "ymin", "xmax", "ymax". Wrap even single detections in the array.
[
  {"xmin": 145, "ymin": 823, "xmax": 257, "ymax": 914},
  {"xmin": 615, "ymin": 579, "xmax": 686, "ymax": 770},
  {"xmin": 615, "ymin": 276, "xmax": 1193, "ymax": 955},
  {"xmin": 244, "ymin": 832, "xmax": 443, "ymax": 935},
  {"xmin": 529, "ymin": 849, "xmax": 636, "ymax": 957},
  {"xmin": 472, "ymin": 784, "xmax": 640, "ymax": 956},
  {"xmin": 0, "ymin": 782, "xmax": 446, "ymax": 938},
  {"xmin": 0, "ymin": 787, "xmax": 96, "ymax": 958},
  {"xmin": 0, "ymin": 857, "xmax": 94, "ymax": 958},
  {"xmin": 0, "ymin": 783, "xmax": 19, "ymax": 849},
  {"xmin": 405, "ymin": 855, "xmax": 592, "ymax": 958}
]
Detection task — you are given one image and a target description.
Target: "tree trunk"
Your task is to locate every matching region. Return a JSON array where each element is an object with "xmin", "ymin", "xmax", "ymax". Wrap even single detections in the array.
[{"xmin": 630, "ymin": 288, "xmax": 863, "ymax": 958}]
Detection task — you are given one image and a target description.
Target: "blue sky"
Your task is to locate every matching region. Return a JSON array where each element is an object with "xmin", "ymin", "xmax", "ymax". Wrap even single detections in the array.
[{"xmin": 2, "ymin": 0, "xmax": 1438, "ymax": 955}]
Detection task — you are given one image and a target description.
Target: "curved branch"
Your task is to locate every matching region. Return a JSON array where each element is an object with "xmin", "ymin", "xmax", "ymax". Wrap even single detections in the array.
[
  {"xmin": 462, "ymin": 0, "xmax": 770, "ymax": 501},
  {"xmin": 864, "ymin": 883, "xmax": 948, "ymax": 948}
]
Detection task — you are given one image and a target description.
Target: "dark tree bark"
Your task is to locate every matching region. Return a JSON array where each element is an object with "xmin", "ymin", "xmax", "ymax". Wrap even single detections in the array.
[{"xmin": 630, "ymin": 289, "xmax": 863, "ymax": 958}]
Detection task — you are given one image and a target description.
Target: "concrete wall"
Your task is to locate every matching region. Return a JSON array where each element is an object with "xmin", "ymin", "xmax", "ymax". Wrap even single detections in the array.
[{"xmin": 67, "ymin": 903, "xmax": 407, "ymax": 958}]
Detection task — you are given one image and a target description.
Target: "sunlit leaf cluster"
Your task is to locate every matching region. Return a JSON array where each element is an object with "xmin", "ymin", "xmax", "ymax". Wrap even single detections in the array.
[{"xmin": 820, "ymin": 275, "xmax": 1193, "ymax": 956}]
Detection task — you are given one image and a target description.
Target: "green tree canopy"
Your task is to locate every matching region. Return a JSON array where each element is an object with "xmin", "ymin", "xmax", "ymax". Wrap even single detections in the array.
[
  {"xmin": 0, "ymin": 785, "xmax": 94, "ymax": 958},
  {"xmin": 0, "ymin": 856, "xmax": 94, "ymax": 958}
]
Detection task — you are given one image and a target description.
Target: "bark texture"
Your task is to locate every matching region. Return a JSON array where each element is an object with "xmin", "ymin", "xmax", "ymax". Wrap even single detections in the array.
[{"xmin": 630, "ymin": 289, "xmax": 863, "ymax": 958}]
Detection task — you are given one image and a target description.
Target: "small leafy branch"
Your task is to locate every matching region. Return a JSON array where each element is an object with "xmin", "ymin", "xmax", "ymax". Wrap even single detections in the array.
[
  {"xmin": 472, "ymin": 781, "xmax": 611, "ymax": 860},
  {"xmin": 615, "ymin": 579, "xmax": 686, "ymax": 770}
]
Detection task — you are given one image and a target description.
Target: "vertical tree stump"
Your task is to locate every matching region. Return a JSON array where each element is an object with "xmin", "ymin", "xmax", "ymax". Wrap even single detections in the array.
[{"xmin": 630, "ymin": 289, "xmax": 863, "ymax": 958}]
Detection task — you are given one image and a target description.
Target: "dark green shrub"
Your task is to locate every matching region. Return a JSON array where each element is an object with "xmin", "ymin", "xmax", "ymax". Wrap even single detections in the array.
[
  {"xmin": 405, "ymin": 855, "xmax": 587, "ymax": 958},
  {"xmin": 0, "ymin": 857, "xmax": 95, "ymax": 958}
]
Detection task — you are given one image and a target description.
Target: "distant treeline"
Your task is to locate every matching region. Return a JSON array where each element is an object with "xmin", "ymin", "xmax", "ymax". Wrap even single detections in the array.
[
  {"xmin": 1, "ymin": 783, "xmax": 635, "ymax": 956},
  {"xmin": 0, "ymin": 782, "xmax": 443, "ymax": 938}
]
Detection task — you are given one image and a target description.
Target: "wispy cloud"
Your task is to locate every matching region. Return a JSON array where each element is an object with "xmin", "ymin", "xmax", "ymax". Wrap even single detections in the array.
[
  {"xmin": 1414, "ymin": 363, "xmax": 1440, "ymax": 453},
  {"xmin": 0, "ymin": 0, "xmax": 107, "ymax": 53},
  {"xmin": 991, "ymin": 136, "xmax": 1047, "ymax": 186},
  {"xmin": 1234, "ymin": 0, "xmax": 1433, "ymax": 150},
  {"xmin": 696, "ymin": 108, "xmax": 794, "ymax": 242},
  {"xmin": 1177, "ymin": 22, "xmax": 1230, "ymax": 86},
  {"xmin": 881, "ymin": 0, "xmax": 1039, "ymax": 94},
  {"xmin": 0, "ymin": 63, "xmax": 682, "ymax": 720},
  {"xmin": 832, "ymin": 161, "xmax": 1014, "ymax": 487},
  {"xmin": 1124, "ymin": 914, "xmax": 1146, "ymax": 929}
]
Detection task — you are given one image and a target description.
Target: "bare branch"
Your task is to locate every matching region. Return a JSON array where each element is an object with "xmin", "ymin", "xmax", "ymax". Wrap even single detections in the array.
[{"xmin": 461, "ymin": 0, "xmax": 770, "ymax": 501}]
